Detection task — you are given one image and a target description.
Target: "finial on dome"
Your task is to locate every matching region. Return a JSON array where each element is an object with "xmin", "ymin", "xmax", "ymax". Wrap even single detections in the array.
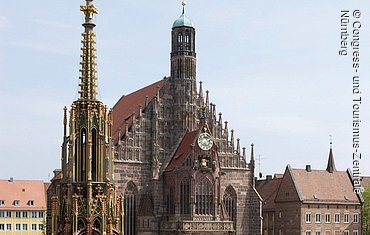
[{"xmin": 182, "ymin": 0, "xmax": 187, "ymax": 14}]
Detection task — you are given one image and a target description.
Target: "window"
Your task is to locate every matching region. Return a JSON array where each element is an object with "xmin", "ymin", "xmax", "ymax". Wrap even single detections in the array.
[
  {"xmin": 325, "ymin": 213, "xmax": 331, "ymax": 223},
  {"xmin": 32, "ymin": 211, "xmax": 37, "ymax": 218},
  {"xmin": 223, "ymin": 186, "xmax": 237, "ymax": 222},
  {"xmin": 124, "ymin": 182, "xmax": 137, "ymax": 235},
  {"xmin": 195, "ymin": 178, "xmax": 214, "ymax": 215},
  {"xmin": 28, "ymin": 200, "xmax": 34, "ymax": 206},
  {"xmin": 166, "ymin": 186, "xmax": 175, "ymax": 215},
  {"xmin": 0, "ymin": 224, "xmax": 4, "ymax": 230},
  {"xmin": 38, "ymin": 224, "xmax": 43, "ymax": 231},
  {"xmin": 0, "ymin": 200, "xmax": 4, "ymax": 205},
  {"xmin": 180, "ymin": 179, "xmax": 190, "ymax": 215},
  {"xmin": 22, "ymin": 211, "xmax": 28, "ymax": 218},
  {"xmin": 6, "ymin": 224, "xmax": 11, "ymax": 231},
  {"xmin": 353, "ymin": 213, "xmax": 359, "ymax": 223},
  {"xmin": 316, "ymin": 232, "xmax": 321, "ymax": 235},
  {"xmin": 16, "ymin": 211, "xmax": 21, "ymax": 218},
  {"xmin": 306, "ymin": 212, "xmax": 312, "ymax": 223},
  {"xmin": 14, "ymin": 200, "xmax": 20, "ymax": 206},
  {"xmin": 344, "ymin": 230, "xmax": 349, "ymax": 235},
  {"xmin": 32, "ymin": 224, "xmax": 37, "ymax": 231},
  {"xmin": 6, "ymin": 211, "xmax": 11, "ymax": 218},
  {"xmin": 0, "ymin": 211, "xmax": 4, "ymax": 218},
  {"xmin": 16, "ymin": 224, "xmax": 21, "ymax": 230},
  {"xmin": 353, "ymin": 230, "xmax": 358, "ymax": 235},
  {"xmin": 334, "ymin": 213, "xmax": 340, "ymax": 223},
  {"xmin": 22, "ymin": 224, "xmax": 27, "ymax": 231},
  {"xmin": 39, "ymin": 211, "xmax": 44, "ymax": 218},
  {"xmin": 306, "ymin": 231, "xmax": 311, "ymax": 235},
  {"xmin": 316, "ymin": 213, "xmax": 321, "ymax": 223},
  {"xmin": 344, "ymin": 213, "xmax": 349, "ymax": 223}
]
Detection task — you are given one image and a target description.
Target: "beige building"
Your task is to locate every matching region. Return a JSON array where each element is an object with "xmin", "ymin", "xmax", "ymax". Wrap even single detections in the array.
[
  {"xmin": 0, "ymin": 178, "xmax": 47, "ymax": 234},
  {"xmin": 257, "ymin": 144, "xmax": 363, "ymax": 235}
]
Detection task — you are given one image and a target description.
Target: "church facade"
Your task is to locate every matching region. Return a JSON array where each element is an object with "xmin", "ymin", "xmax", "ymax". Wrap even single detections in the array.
[
  {"xmin": 48, "ymin": 1, "xmax": 262, "ymax": 235},
  {"xmin": 112, "ymin": 2, "xmax": 262, "ymax": 235}
]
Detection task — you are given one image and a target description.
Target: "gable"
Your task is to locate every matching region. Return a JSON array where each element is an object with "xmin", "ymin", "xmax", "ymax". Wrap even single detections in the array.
[{"xmin": 275, "ymin": 165, "xmax": 301, "ymax": 203}]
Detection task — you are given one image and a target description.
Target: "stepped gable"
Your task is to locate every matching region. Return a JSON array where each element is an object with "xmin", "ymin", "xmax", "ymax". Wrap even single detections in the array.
[
  {"xmin": 165, "ymin": 130, "xmax": 198, "ymax": 171},
  {"xmin": 112, "ymin": 79, "xmax": 165, "ymax": 142}
]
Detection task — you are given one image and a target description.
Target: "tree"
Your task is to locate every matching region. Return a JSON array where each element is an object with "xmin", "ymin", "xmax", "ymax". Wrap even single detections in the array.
[{"xmin": 363, "ymin": 187, "xmax": 370, "ymax": 235}]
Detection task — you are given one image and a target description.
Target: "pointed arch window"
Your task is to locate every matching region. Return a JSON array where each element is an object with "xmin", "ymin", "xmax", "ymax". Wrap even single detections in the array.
[
  {"xmin": 77, "ymin": 128, "xmax": 87, "ymax": 181},
  {"xmin": 165, "ymin": 186, "xmax": 175, "ymax": 215},
  {"xmin": 177, "ymin": 33, "xmax": 183, "ymax": 50},
  {"xmin": 180, "ymin": 178, "xmax": 190, "ymax": 214},
  {"xmin": 223, "ymin": 186, "xmax": 237, "ymax": 222},
  {"xmin": 92, "ymin": 128, "xmax": 97, "ymax": 181},
  {"xmin": 124, "ymin": 182, "xmax": 137, "ymax": 235},
  {"xmin": 185, "ymin": 31, "xmax": 190, "ymax": 50},
  {"xmin": 195, "ymin": 178, "xmax": 213, "ymax": 215}
]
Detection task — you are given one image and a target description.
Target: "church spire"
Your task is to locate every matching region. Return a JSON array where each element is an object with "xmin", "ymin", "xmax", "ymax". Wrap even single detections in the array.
[
  {"xmin": 326, "ymin": 141, "xmax": 336, "ymax": 173},
  {"xmin": 79, "ymin": 0, "xmax": 99, "ymax": 100},
  {"xmin": 182, "ymin": 0, "xmax": 186, "ymax": 14}
]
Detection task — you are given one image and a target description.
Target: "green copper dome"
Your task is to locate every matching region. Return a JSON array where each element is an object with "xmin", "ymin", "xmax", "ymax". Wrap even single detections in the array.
[{"xmin": 172, "ymin": 13, "xmax": 194, "ymax": 28}]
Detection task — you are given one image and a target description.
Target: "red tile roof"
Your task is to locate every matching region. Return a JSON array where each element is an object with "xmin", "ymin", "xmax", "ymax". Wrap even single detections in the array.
[
  {"xmin": 0, "ymin": 179, "xmax": 47, "ymax": 210},
  {"xmin": 112, "ymin": 80, "xmax": 165, "ymax": 143},
  {"xmin": 256, "ymin": 178, "xmax": 282, "ymax": 210},
  {"xmin": 290, "ymin": 168, "xmax": 360, "ymax": 204},
  {"xmin": 165, "ymin": 130, "xmax": 198, "ymax": 171}
]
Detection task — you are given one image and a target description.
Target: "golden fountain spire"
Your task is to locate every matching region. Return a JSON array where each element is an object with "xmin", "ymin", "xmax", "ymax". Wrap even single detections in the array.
[{"xmin": 79, "ymin": 0, "xmax": 99, "ymax": 100}]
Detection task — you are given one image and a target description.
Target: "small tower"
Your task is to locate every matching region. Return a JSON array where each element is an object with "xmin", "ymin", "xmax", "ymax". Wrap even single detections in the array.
[
  {"xmin": 326, "ymin": 141, "xmax": 336, "ymax": 173},
  {"xmin": 169, "ymin": 1, "xmax": 199, "ymax": 139},
  {"xmin": 51, "ymin": 1, "xmax": 123, "ymax": 234},
  {"xmin": 171, "ymin": 0, "xmax": 196, "ymax": 80}
]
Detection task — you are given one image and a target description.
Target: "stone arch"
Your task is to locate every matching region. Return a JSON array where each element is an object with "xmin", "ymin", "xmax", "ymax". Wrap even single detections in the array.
[
  {"xmin": 223, "ymin": 185, "xmax": 237, "ymax": 222},
  {"xmin": 124, "ymin": 181, "xmax": 138, "ymax": 235},
  {"xmin": 195, "ymin": 177, "xmax": 214, "ymax": 215}
]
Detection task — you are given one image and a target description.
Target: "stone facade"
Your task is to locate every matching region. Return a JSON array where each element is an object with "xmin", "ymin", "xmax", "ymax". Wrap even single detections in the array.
[{"xmin": 111, "ymin": 3, "xmax": 262, "ymax": 235}]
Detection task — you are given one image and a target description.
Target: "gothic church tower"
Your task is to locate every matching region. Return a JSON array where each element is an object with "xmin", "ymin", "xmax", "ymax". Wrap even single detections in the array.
[
  {"xmin": 169, "ymin": 1, "xmax": 198, "ymax": 141},
  {"xmin": 51, "ymin": 1, "xmax": 124, "ymax": 234}
]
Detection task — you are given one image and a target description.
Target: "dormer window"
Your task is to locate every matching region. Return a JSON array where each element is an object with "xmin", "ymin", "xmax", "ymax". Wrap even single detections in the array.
[
  {"xmin": 28, "ymin": 200, "xmax": 34, "ymax": 206},
  {"xmin": 0, "ymin": 200, "xmax": 4, "ymax": 205},
  {"xmin": 14, "ymin": 200, "xmax": 20, "ymax": 206}
]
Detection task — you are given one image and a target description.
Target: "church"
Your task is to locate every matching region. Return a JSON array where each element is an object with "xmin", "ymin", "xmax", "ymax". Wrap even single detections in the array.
[{"xmin": 48, "ymin": 0, "xmax": 262, "ymax": 234}]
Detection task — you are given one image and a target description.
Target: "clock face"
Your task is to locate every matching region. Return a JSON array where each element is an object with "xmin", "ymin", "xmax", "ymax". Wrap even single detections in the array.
[{"xmin": 197, "ymin": 133, "xmax": 213, "ymax": 151}]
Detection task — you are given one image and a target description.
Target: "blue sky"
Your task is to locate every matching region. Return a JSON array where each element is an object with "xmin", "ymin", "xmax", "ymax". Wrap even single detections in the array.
[{"xmin": 1, "ymin": 0, "xmax": 369, "ymax": 181}]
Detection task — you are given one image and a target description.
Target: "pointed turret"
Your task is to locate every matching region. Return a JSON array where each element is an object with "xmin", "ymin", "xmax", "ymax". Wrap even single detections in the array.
[
  {"xmin": 199, "ymin": 81, "xmax": 204, "ymax": 105},
  {"xmin": 79, "ymin": 0, "xmax": 99, "ymax": 100},
  {"xmin": 326, "ymin": 141, "xmax": 336, "ymax": 173}
]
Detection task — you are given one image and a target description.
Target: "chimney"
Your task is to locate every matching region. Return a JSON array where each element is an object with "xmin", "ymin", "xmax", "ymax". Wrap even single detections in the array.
[
  {"xmin": 306, "ymin": 165, "xmax": 311, "ymax": 172},
  {"xmin": 266, "ymin": 175, "xmax": 272, "ymax": 181}
]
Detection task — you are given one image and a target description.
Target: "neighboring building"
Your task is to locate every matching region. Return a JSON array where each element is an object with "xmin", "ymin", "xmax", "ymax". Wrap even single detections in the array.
[
  {"xmin": 111, "ymin": 2, "xmax": 262, "ymax": 235},
  {"xmin": 257, "ymin": 175, "xmax": 283, "ymax": 235},
  {"xmin": 0, "ymin": 178, "xmax": 47, "ymax": 234},
  {"xmin": 257, "ymin": 144, "xmax": 363, "ymax": 235},
  {"xmin": 360, "ymin": 176, "xmax": 370, "ymax": 190},
  {"xmin": 49, "ymin": 0, "xmax": 123, "ymax": 234}
]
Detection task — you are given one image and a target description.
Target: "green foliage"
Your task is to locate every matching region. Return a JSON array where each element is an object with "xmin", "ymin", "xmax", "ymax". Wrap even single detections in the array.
[{"xmin": 363, "ymin": 187, "xmax": 370, "ymax": 235}]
